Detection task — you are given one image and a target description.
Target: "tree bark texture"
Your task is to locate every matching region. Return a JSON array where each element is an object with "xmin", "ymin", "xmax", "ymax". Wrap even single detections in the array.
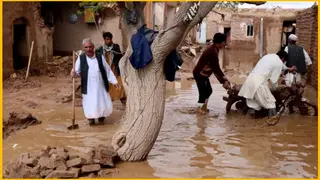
[
  {"xmin": 111, "ymin": 1, "xmax": 265, "ymax": 162},
  {"xmin": 177, "ymin": 2, "xmax": 218, "ymax": 49}
]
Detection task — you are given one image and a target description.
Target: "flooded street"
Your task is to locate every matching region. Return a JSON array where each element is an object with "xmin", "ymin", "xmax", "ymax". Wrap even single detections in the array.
[{"xmin": 3, "ymin": 76, "xmax": 318, "ymax": 178}]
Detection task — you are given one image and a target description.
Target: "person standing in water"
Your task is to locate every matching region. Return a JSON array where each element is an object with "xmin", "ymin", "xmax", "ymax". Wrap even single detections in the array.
[
  {"xmin": 71, "ymin": 38, "xmax": 119, "ymax": 125},
  {"xmin": 193, "ymin": 33, "xmax": 231, "ymax": 114}
]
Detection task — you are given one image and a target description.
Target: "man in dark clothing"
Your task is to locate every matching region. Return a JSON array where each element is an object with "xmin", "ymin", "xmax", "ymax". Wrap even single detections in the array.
[
  {"xmin": 193, "ymin": 33, "xmax": 231, "ymax": 114},
  {"xmin": 284, "ymin": 34, "xmax": 312, "ymax": 87},
  {"xmin": 95, "ymin": 32, "xmax": 126, "ymax": 105}
]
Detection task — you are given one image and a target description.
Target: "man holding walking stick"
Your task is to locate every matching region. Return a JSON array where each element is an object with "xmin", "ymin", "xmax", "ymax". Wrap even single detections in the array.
[{"xmin": 70, "ymin": 38, "xmax": 120, "ymax": 126}]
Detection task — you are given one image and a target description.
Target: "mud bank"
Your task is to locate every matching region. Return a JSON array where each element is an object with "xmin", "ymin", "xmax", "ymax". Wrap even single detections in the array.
[{"xmin": 3, "ymin": 111, "xmax": 41, "ymax": 140}]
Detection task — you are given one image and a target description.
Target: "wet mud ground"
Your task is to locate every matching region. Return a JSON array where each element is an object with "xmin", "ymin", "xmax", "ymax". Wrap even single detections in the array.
[{"xmin": 3, "ymin": 74, "xmax": 318, "ymax": 178}]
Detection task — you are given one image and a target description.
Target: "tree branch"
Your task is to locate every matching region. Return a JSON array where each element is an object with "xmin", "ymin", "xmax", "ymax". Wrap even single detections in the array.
[
  {"xmin": 166, "ymin": 2, "xmax": 194, "ymax": 27},
  {"xmin": 211, "ymin": 9, "xmax": 225, "ymax": 21},
  {"xmin": 147, "ymin": 2, "xmax": 221, "ymax": 67},
  {"xmin": 176, "ymin": 1, "xmax": 266, "ymax": 48},
  {"xmin": 177, "ymin": 2, "xmax": 218, "ymax": 49},
  {"xmin": 119, "ymin": 1, "xmax": 267, "ymax": 71}
]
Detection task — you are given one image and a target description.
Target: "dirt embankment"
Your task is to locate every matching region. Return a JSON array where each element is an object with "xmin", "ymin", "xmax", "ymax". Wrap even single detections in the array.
[
  {"xmin": 3, "ymin": 111, "xmax": 41, "ymax": 140},
  {"xmin": 3, "ymin": 62, "xmax": 83, "ymax": 140},
  {"xmin": 44, "ymin": 56, "xmax": 74, "ymax": 78},
  {"xmin": 3, "ymin": 83, "xmax": 82, "ymax": 140}
]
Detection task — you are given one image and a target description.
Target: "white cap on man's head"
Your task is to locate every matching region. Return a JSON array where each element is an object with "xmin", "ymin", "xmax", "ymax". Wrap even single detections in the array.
[{"xmin": 288, "ymin": 34, "xmax": 298, "ymax": 41}]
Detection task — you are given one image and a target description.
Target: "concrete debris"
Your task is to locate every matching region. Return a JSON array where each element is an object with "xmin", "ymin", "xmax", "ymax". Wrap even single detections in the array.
[
  {"xmin": 11, "ymin": 73, "xmax": 17, "ymax": 78},
  {"xmin": 180, "ymin": 45, "xmax": 202, "ymax": 58},
  {"xmin": 45, "ymin": 170, "xmax": 78, "ymax": 179},
  {"xmin": 177, "ymin": 43, "xmax": 205, "ymax": 75},
  {"xmin": 81, "ymin": 164, "xmax": 101, "ymax": 173},
  {"xmin": 4, "ymin": 144, "xmax": 118, "ymax": 178},
  {"xmin": 44, "ymin": 55, "xmax": 75, "ymax": 78},
  {"xmin": 66, "ymin": 158, "xmax": 86, "ymax": 168},
  {"xmin": 93, "ymin": 144, "xmax": 117, "ymax": 167},
  {"xmin": 56, "ymin": 163, "xmax": 68, "ymax": 171},
  {"xmin": 69, "ymin": 167, "xmax": 81, "ymax": 177},
  {"xmin": 40, "ymin": 169, "xmax": 54, "ymax": 178},
  {"xmin": 97, "ymin": 168, "xmax": 119, "ymax": 177}
]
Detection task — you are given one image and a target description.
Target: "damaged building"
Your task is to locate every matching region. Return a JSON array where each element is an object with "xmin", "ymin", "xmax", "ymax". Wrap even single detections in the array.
[
  {"xmin": 204, "ymin": 7, "xmax": 299, "ymax": 70},
  {"xmin": 3, "ymin": 2, "xmax": 123, "ymax": 79},
  {"xmin": 3, "ymin": 2, "xmax": 53, "ymax": 79},
  {"xmin": 202, "ymin": 5, "xmax": 318, "ymax": 89},
  {"xmin": 3, "ymin": 2, "xmax": 174, "ymax": 80},
  {"xmin": 3, "ymin": 2, "xmax": 318, "ymax": 90}
]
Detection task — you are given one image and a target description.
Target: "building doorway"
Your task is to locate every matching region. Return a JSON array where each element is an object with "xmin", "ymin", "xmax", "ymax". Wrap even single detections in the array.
[
  {"xmin": 13, "ymin": 17, "xmax": 29, "ymax": 70},
  {"xmin": 281, "ymin": 20, "xmax": 296, "ymax": 51},
  {"xmin": 224, "ymin": 27, "xmax": 231, "ymax": 47}
]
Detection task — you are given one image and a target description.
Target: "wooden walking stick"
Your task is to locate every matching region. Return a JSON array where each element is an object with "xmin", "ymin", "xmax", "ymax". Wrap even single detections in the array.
[
  {"xmin": 68, "ymin": 51, "xmax": 79, "ymax": 130},
  {"xmin": 25, "ymin": 41, "xmax": 34, "ymax": 81}
]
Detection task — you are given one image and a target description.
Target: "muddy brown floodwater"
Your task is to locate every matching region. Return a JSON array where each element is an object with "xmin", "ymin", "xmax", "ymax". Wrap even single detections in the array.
[{"xmin": 3, "ymin": 76, "xmax": 318, "ymax": 178}]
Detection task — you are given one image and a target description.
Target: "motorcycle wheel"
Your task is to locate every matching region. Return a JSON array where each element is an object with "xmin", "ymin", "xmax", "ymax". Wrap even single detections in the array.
[
  {"xmin": 226, "ymin": 97, "xmax": 245, "ymax": 113},
  {"xmin": 298, "ymin": 101, "xmax": 318, "ymax": 116}
]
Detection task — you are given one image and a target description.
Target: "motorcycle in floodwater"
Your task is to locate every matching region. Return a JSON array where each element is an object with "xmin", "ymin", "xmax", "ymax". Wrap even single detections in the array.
[{"xmin": 223, "ymin": 72, "xmax": 318, "ymax": 125}]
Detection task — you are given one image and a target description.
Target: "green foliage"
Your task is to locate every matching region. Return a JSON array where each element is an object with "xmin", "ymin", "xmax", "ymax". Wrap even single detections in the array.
[
  {"xmin": 77, "ymin": 2, "xmax": 115, "ymax": 15},
  {"xmin": 215, "ymin": 2, "xmax": 244, "ymax": 11},
  {"xmin": 76, "ymin": 2, "xmax": 251, "ymax": 16}
]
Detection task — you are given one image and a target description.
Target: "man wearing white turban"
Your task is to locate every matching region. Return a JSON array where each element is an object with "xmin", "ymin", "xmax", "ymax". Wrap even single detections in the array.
[{"xmin": 284, "ymin": 34, "xmax": 312, "ymax": 86}]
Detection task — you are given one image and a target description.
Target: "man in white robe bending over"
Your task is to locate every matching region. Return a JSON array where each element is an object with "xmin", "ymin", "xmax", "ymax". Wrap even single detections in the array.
[
  {"xmin": 238, "ymin": 50, "xmax": 296, "ymax": 119},
  {"xmin": 71, "ymin": 38, "xmax": 120, "ymax": 126}
]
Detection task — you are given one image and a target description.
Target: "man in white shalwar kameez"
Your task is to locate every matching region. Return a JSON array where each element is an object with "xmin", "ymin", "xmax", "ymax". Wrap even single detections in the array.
[
  {"xmin": 238, "ymin": 51, "xmax": 296, "ymax": 118},
  {"xmin": 71, "ymin": 38, "xmax": 119, "ymax": 125},
  {"xmin": 283, "ymin": 34, "xmax": 312, "ymax": 87}
]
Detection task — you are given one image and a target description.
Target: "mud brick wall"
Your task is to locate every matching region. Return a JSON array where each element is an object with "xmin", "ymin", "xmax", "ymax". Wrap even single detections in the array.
[
  {"xmin": 230, "ymin": 15, "xmax": 256, "ymax": 47},
  {"xmin": 296, "ymin": 5, "xmax": 318, "ymax": 89},
  {"xmin": 207, "ymin": 8, "xmax": 298, "ymax": 71},
  {"xmin": 3, "ymin": 2, "xmax": 53, "ymax": 80},
  {"xmin": 227, "ymin": 15, "xmax": 258, "ymax": 69},
  {"xmin": 3, "ymin": 2, "xmax": 38, "ymax": 79}
]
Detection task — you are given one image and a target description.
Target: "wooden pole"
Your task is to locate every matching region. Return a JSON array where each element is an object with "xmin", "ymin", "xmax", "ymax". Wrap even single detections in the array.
[
  {"xmin": 25, "ymin": 41, "xmax": 34, "ymax": 81},
  {"xmin": 72, "ymin": 51, "xmax": 75, "ymax": 126}
]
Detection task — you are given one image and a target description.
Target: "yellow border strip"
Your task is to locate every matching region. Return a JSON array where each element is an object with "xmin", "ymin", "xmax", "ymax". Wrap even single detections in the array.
[
  {"xmin": 0, "ymin": 1, "xmax": 319, "ymax": 180},
  {"xmin": 0, "ymin": 0, "xmax": 318, "ymax": 1}
]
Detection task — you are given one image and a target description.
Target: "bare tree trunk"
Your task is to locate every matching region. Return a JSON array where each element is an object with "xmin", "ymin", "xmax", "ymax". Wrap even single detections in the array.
[
  {"xmin": 112, "ymin": 2, "xmax": 197, "ymax": 161},
  {"xmin": 111, "ymin": 1, "xmax": 265, "ymax": 162}
]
